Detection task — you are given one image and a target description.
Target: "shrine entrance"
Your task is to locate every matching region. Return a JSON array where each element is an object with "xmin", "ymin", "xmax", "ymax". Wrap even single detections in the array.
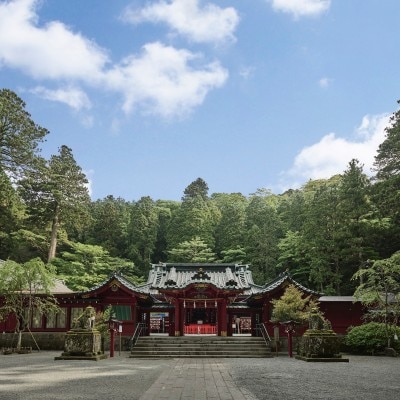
[{"xmin": 184, "ymin": 302, "xmax": 217, "ymax": 335}]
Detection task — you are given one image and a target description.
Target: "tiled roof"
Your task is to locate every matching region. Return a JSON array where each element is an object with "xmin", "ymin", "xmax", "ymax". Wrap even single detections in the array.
[
  {"xmin": 256, "ymin": 271, "xmax": 320, "ymax": 296},
  {"xmin": 146, "ymin": 263, "xmax": 254, "ymax": 291}
]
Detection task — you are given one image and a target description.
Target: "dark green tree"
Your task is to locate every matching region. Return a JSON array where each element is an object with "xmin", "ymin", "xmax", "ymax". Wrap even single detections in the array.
[
  {"xmin": 0, "ymin": 89, "xmax": 47, "ymax": 178},
  {"xmin": 127, "ymin": 196, "xmax": 159, "ymax": 275},
  {"xmin": 19, "ymin": 145, "xmax": 90, "ymax": 262},
  {"xmin": 88, "ymin": 195, "xmax": 130, "ymax": 257}
]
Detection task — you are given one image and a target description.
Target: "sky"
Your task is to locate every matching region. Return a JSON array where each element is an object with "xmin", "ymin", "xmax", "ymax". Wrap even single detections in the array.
[{"xmin": 1, "ymin": 0, "xmax": 399, "ymax": 201}]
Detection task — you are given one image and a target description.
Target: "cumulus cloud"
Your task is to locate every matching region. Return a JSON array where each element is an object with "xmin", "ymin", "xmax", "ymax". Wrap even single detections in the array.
[
  {"xmin": 105, "ymin": 42, "xmax": 228, "ymax": 117},
  {"xmin": 30, "ymin": 86, "xmax": 92, "ymax": 111},
  {"xmin": 280, "ymin": 113, "xmax": 390, "ymax": 189},
  {"xmin": 0, "ymin": 0, "xmax": 108, "ymax": 81},
  {"xmin": 122, "ymin": 0, "xmax": 239, "ymax": 44},
  {"xmin": 0, "ymin": 0, "xmax": 228, "ymax": 117},
  {"xmin": 268, "ymin": 0, "xmax": 331, "ymax": 18}
]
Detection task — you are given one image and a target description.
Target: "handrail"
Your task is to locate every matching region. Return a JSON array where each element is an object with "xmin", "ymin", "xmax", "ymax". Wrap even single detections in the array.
[
  {"xmin": 129, "ymin": 322, "xmax": 146, "ymax": 350},
  {"xmin": 256, "ymin": 323, "xmax": 272, "ymax": 347}
]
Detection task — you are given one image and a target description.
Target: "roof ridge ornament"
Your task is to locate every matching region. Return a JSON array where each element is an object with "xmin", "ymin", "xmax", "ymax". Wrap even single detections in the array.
[{"xmin": 192, "ymin": 267, "xmax": 211, "ymax": 281}]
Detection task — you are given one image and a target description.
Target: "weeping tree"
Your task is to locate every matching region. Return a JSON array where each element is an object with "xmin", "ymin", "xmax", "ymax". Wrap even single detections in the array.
[{"xmin": 0, "ymin": 258, "xmax": 59, "ymax": 350}]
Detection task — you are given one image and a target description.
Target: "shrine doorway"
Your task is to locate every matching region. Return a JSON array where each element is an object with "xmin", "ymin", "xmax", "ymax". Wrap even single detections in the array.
[{"xmin": 184, "ymin": 307, "xmax": 217, "ymax": 335}]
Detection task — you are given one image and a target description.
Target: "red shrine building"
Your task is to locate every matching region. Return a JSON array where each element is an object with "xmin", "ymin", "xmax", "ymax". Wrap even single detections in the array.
[{"xmin": 0, "ymin": 263, "xmax": 364, "ymax": 349}]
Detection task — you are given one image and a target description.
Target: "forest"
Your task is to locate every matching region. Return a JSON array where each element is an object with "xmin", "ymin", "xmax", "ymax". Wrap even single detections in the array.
[{"xmin": 1, "ymin": 89, "xmax": 399, "ymax": 295}]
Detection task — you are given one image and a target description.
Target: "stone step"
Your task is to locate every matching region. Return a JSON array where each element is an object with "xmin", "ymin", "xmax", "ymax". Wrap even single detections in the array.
[{"xmin": 130, "ymin": 336, "xmax": 272, "ymax": 358}]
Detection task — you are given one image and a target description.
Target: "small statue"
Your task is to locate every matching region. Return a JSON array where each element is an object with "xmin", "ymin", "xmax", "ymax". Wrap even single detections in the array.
[{"xmin": 72, "ymin": 306, "xmax": 96, "ymax": 330}]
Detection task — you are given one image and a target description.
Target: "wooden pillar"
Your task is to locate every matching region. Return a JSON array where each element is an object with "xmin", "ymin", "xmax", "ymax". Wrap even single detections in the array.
[
  {"xmin": 251, "ymin": 312, "xmax": 257, "ymax": 336},
  {"xmin": 218, "ymin": 299, "xmax": 227, "ymax": 336},
  {"xmin": 227, "ymin": 311, "xmax": 233, "ymax": 336},
  {"xmin": 169, "ymin": 309, "xmax": 175, "ymax": 336},
  {"xmin": 131, "ymin": 299, "xmax": 137, "ymax": 334},
  {"xmin": 145, "ymin": 311, "xmax": 151, "ymax": 336},
  {"xmin": 174, "ymin": 299, "xmax": 181, "ymax": 336}
]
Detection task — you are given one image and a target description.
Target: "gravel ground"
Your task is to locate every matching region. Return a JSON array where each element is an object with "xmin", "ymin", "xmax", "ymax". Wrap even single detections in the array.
[
  {"xmin": 229, "ymin": 355, "xmax": 400, "ymax": 400},
  {"xmin": 0, "ymin": 351, "xmax": 399, "ymax": 400}
]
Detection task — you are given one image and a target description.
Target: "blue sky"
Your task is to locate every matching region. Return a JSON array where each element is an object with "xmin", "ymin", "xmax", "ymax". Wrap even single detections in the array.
[{"xmin": 1, "ymin": 0, "xmax": 399, "ymax": 201}]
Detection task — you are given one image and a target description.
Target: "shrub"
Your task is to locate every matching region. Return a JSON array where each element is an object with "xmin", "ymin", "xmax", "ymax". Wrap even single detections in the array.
[{"xmin": 345, "ymin": 322, "xmax": 400, "ymax": 355}]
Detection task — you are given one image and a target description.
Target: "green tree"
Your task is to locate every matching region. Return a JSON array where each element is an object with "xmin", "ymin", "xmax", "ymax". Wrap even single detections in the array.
[
  {"xmin": 352, "ymin": 252, "xmax": 400, "ymax": 348},
  {"xmin": 270, "ymin": 284, "xmax": 312, "ymax": 324},
  {"xmin": 0, "ymin": 258, "xmax": 58, "ymax": 350},
  {"xmin": 182, "ymin": 177, "xmax": 209, "ymax": 201},
  {"xmin": 0, "ymin": 89, "xmax": 48, "ymax": 178},
  {"xmin": 127, "ymin": 196, "xmax": 159, "ymax": 276},
  {"xmin": 212, "ymin": 193, "xmax": 247, "ymax": 257},
  {"xmin": 244, "ymin": 191, "xmax": 283, "ymax": 283},
  {"xmin": 20, "ymin": 145, "xmax": 90, "ymax": 262},
  {"xmin": 88, "ymin": 195, "xmax": 130, "ymax": 257},
  {"xmin": 51, "ymin": 242, "xmax": 142, "ymax": 291},
  {"xmin": 372, "ymin": 102, "xmax": 400, "ymax": 257},
  {"xmin": 167, "ymin": 179, "xmax": 220, "ymax": 251},
  {"xmin": 168, "ymin": 236, "xmax": 216, "ymax": 263}
]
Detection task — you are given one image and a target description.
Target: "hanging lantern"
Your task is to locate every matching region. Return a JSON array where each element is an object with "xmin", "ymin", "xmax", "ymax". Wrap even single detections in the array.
[
  {"xmin": 205, "ymin": 300, "xmax": 207, "ymax": 308},
  {"xmin": 183, "ymin": 300, "xmax": 186, "ymax": 308},
  {"xmin": 194, "ymin": 301, "xmax": 196, "ymax": 309},
  {"xmin": 215, "ymin": 300, "xmax": 217, "ymax": 308}
]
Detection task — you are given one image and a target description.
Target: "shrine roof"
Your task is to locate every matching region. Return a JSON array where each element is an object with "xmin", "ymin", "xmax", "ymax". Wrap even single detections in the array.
[
  {"xmin": 254, "ymin": 271, "xmax": 320, "ymax": 296},
  {"xmin": 145, "ymin": 263, "xmax": 255, "ymax": 292},
  {"xmin": 80, "ymin": 273, "xmax": 152, "ymax": 297}
]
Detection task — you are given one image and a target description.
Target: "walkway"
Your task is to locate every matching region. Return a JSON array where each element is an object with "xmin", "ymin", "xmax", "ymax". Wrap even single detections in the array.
[{"xmin": 139, "ymin": 358, "xmax": 255, "ymax": 400}]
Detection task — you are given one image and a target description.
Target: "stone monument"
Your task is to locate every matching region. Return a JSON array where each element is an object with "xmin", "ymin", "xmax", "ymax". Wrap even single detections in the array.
[
  {"xmin": 55, "ymin": 306, "xmax": 107, "ymax": 361},
  {"xmin": 296, "ymin": 307, "xmax": 349, "ymax": 362}
]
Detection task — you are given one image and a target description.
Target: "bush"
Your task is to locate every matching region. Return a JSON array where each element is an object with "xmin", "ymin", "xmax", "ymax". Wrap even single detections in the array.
[{"xmin": 345, "ymin": 322, "xmax": 400, "ymax": 355}]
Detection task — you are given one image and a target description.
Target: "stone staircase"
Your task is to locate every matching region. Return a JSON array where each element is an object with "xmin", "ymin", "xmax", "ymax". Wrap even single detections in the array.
[{"xmin": 129, "ymin": 336, "xmax": 272, "ymax": 358}]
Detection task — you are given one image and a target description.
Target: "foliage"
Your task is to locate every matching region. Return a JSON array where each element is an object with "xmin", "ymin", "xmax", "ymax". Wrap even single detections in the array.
[
  {"xmin": 0, "ymin": 89, "xmax": 47, "ymax": 178},
  {"xmin": 1, "ymin": 89, "xmax": 400, "ymax": 299},
  {"xmin": 19, "ymin": 145, "xmax": 91, "ymax": 262},
  {"xmin": 0, "ymin": 258, "xmax": 59, "ymax": 349},
  {"xmin": 345, "ymin": 322, "xmax": 400, "ymax": 354},
  {"xmin": 352, "ymin": 252, "xmax": 400, "ymax": 347},
  {"xmin": 168, "ymin": 236, "xmax": 216, "ymax": 263},
  {"xmin": 51, "ymin": 242, "xmax": 143, "ymax": 291},
  {"xmin": 270, "ymin": 284, "xmax": 312, "ymax": 324}
]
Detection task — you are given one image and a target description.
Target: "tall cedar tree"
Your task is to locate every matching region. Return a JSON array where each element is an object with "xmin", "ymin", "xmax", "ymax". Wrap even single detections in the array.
[
  {"xmin": 20, "ymin": 145, "xmax": 90, "ymax": 262},
  {"xmin": 0, "ymin": 89, "xmax": 47, "ymax": 178}
]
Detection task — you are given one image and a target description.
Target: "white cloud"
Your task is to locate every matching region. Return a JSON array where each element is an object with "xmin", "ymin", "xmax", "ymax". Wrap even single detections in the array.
[
  {"xmin": 0, "ymin": 0, "xmax": 227, "ymax": 118},
  {"xmin": 30, "ymin": 86, "xmax": 92, "ymax": 111},
  {"xmin": 280, "ymin": 113, "xmax": 390, "ymax": 189},
  {"xmin": 268, "ymin": 0, "xmax": 331, "ymax": 18},
  {"xmin": 122, "ymin": 0, "xmax": 239, "ymax": 44},
  {"xmin": 318, "ymin": 77, "xmax": 332, "ymax": 88},
  {"xmin": 0, "ymin": 0, "xmax": 108, "ymax": 81},
  {"xmin": 105, "ymin": 42, "xmax": 228, "ymax": 117}
]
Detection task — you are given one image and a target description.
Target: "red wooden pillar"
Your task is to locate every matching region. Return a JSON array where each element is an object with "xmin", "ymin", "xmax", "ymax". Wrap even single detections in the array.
[
  {"xmin": 145, "ymin": 311, "xmax": 151, "ymax": 336},
  {"xmin": 131, "ymin": 299, "xmax": 137, "ymax": 334},
  {"xmin": 174, "ymin": 299, "xmax": 181, "ymax": 336}
]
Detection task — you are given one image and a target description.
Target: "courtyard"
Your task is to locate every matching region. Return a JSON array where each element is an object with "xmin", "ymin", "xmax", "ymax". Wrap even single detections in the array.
[{"xmin": 0, "ymin": 351, "xmax": 399, "ymax": 400}]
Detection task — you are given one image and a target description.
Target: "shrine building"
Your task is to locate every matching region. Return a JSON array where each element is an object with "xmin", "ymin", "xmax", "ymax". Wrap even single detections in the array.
[{"xmin": 0, "ymin": 263, "xmax": 364, "ymax": 349}]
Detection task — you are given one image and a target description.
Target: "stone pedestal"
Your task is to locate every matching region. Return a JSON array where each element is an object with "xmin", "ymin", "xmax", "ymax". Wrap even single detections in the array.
[
  {"xmin": 55, "ymin": 329, "xmax": 106, "ymax": 361},
  {"xmin": 296, "ymin": 329, "xmax": 349, "ymax": 362}
]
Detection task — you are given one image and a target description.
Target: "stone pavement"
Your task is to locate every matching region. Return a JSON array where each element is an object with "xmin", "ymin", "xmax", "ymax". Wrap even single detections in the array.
[
  {"xmin": 1, "ymin": 351, "xmax": 399, "ymax": 400},
  {"xmin": 139, "ymin": 358, "xmax": 255, "ymax": 400}
]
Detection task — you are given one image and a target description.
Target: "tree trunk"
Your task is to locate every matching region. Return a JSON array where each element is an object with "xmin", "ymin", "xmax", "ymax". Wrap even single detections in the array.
[{"xmin": 48, "ymin": 210, "xmax": 59, "ymax": 262}]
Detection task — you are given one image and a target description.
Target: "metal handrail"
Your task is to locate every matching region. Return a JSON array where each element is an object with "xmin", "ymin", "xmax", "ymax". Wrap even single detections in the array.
[
  {"xmin": 256, "ymin": 323, "xmax": 272, "ymax": 347},
  {"xmin": 129, "ymin": 322, "xmax": 146, "ymax": 350}
]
